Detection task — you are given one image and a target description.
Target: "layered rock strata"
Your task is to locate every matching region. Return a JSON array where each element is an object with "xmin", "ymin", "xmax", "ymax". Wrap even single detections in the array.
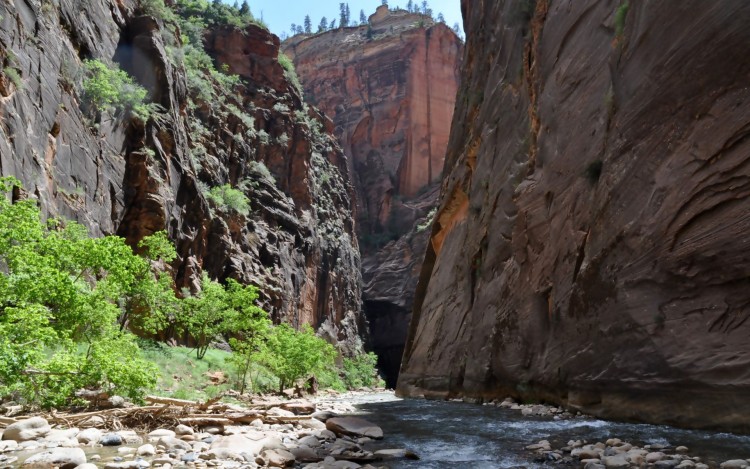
[
  {"xmin": 399, "ymin": 0, "xmax": 750, "ymax": 431},
  {"xmin": 283, "ymin": 6, "xmax": 462, "ymax": 383},
  {"xmin": 0, "ymin": 0, "xmax": 364, "ymax": 351}
]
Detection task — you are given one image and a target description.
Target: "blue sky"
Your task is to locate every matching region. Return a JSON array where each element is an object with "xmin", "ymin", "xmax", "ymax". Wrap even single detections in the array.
[{"xmin": 233, "ymin": 0, "xmax": 464, "ymax": 38}]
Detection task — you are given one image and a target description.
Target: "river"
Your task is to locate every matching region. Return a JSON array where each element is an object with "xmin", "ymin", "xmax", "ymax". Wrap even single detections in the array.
[{"xmin": 334, "ymin": 393, "xmax": 750, "ymax": 468}]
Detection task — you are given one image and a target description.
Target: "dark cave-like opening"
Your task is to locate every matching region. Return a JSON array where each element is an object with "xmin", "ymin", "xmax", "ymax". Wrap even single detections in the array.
[{"xmin": 364, "ymin": 299, "xmax": 411, "ymax": 389}]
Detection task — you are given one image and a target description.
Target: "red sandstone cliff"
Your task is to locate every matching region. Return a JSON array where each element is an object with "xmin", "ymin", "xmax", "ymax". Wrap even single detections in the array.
[
  {"xmin": 282, "ymin": 6, "xmax": 462, "ymax": 384},
  {"xmin": 0, "ymin": 0, "xmax": 364, "ymax": 351},
  {"xmin": 398, "ymin": 0, "xmax": 750, "ymax": 431}
]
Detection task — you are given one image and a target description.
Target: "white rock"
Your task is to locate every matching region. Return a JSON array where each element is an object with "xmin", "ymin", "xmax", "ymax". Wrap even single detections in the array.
[
  {"xmin": 22, "ymin": 447, "xmax": 86, "ymax": 469},
  {"xmin": 601, "ymin": 454, "xmax": 630, "ymax": 469},
  {"xmin": 0, "ymin": 440, "xmax": 18, "ymax": 452},
  {"xmin": 175, "ymin": 425, "xmax": 194, "ymax": 436},
  {"xmin": 647, "ymin": 452, "xmax": 667, "ymax": 463},
  {"xmin": 76, "ymin": 428, "xmax": 103, "ymax": 445},
  {"xmin": 721, "ymin": 460, "xmax": 749, "ymax": 469},
  {"xmin": 148, "ymin": 429, "xmax": 176, "ymax": 441},
  {"xmin": 137, "ymin": 444, "xmax": 156, "ymax": 456},
  {"xmin": 3, "ymin": 417, "xmax": 51, "ymax": 442}
]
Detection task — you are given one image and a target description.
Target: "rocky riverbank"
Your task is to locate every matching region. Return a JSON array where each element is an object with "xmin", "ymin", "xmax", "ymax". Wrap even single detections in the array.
[
  {"xmin": 525, "ymin": 436, "xmax": 750, "ymax": 469},
  {"xmin": 0, "ymin": 392, "xmax": 415, "ymax": 469}
]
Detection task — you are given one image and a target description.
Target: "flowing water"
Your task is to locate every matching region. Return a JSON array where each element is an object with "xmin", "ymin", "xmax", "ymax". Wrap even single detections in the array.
[{"xmin": 338, "ymin": 393, "xmax": 750, "ymax": 469}]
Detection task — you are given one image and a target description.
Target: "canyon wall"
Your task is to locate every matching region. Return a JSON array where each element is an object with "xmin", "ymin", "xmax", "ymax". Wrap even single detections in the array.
[
  {"xmin": 398, "ymin": 0, "xmax": 750, "ymax": 431},
  {"xmin": 283, "ymin": 6, "xmax": 462, "ymax": 385},
  {"xmin": 0, "ymin": 0, "xmax": 364, "ymax": 351}
]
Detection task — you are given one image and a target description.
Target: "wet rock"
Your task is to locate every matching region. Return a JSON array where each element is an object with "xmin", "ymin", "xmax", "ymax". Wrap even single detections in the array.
[
  {"xmin": 325, "ymin": 418, "xmax": 383, "ymax": 440},
  {"xmin": 3, "ymin": 418, "xmax": 51, "ymax": 442},
  {"xmin": 572, "ymin": 446, "xmax": 601, "ymax": 460},
  {"xmin": 526, "ymin": 440, "xmax": 551, "ymax": 451},
  {"xmin": 374, "ymin": 449, "xmax": 419, "ymax": 460},
  {"xmin": 22, "ymin": 448, "xmax": 86, "ymax": 469},
  {"xmin": 180, "ymin": 452, "xmax": 198, "ymax": 462},
  {"xmin": 299, "ymin": 436, "xmax": 321, "ymax": 448},
  {"xmin": 104, "ymin": 460, "xmax": 150, "ymax": 469},
  {"xmin": 76, "ymin": 464, "xmax": 98, "ymax": 469},
  {"xmin": 99, "ymin": 434, "xmax": 123, "ymax": 446},
  {"xmin": 312, "ymin": 412, "xmax": 338, "ymax": 422},
  {"xmin": 584, "ymin": 463, "xmax": 606, "ymax": 469},
  {"xmin": 720, "ymin": 460, "xmax": 749, "ymax": 469},
  {"xmin": 655, "ymin": 460, "xmax": 682, "ymax": 469},
  {"xmin": 647, "ymin": 452, "xmax": 667, "ymax": 463},
  {"xmin": 601, "ymin": 454, "xmax": 629, "ymax": 469}
]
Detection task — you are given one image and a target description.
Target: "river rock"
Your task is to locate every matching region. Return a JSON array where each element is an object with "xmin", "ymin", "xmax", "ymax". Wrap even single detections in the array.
[
  {"xmin": 148, "ymin": 429, "xmax": 176, "ymax": 441},
  {"xmin": 374, "ymin": 449, "xmax": 419, "ymax": 460},
  {"xmin": 99, "ymin": 434, "xmax": 123, "ymax": 446},
  {"xmin": 584, "ymin": 463, "xmax": 606, "ymax": 469},
  {"xmin": 76, "ymin": 428, "xmax": 102, "ymax": 445},
  {"xmin": 0, "ymin": 440, "xmax": 18, "ymax": 452},
  {"xmin": 676, "ymin": 446, "xmax": 690, "ymax": 453},
  {"xmin": 312, "ymin": 412, "xmax": 338, "ymax": 422},
  {"xmin": 601, "ymin": 454, "xmax": 630, "ymax": 469},
  {"xmin": 22, "ymin": 447, "xmax": 86, "ymax": 469},
  {"xmin": 280, "ymin": 401, "xmax": 316, "ymax": 415},
  {"xmin": 289, "ymin": 445, "xmax": 322, "ymax": 462},
  {"xmin": 721, "ymin": 460, "xmax": 749, "ymax": 469},
  {"xmin": 3, "ymin": 417, "xmax": 51, "ymax": 442},
  {"xmin": 299, "ymin": 418, "xmax": 327, "ymax": 430},
  {"xmin": 325, "ymin": 418, "xmax": 383, "ymax": 439},
  {"xmin": 104, "ymin": 460, "xmax": 150, "ymax": 469},
  {"xmin": 267, "ymin": 408, "xmax": 296, "ymax": 418},
  {"xmin": 299, "ymin": 436, "xmax": 321, "ymax": 448},
  {"xmin": 573, "ymin": 446, "xmax": 601, "ymax": 459},
  {"xmin": 256, "ymin": 448, "xmax": 295, "ymax": 467},
  {"xmin": 175, "ymin": 425, "xmax": 194, "ymax": 436},
  {"xmin": 209, "ymin": 434, "xmax": 266, "ymax": 459},
  {"xmin": 157, "ymin": 436, "xmax": 192, "ymax": 451},
  {"xmin": 75, "ymin": 464, "xmax": 98, "ymax": 469},
  {"xmin": 655, "ymin": 460, "xmax": 682, "ymax": 469},
  {"xmin": 678, "ymin": 461, "xmax": 697, "ymax": 469},
  {"xmin": 137, "ymin": 444, "xmax": 156, "ymax": 456},
  {"xmin": 647, "ymin": 452, "xmax": 667, "ymax": 463}
]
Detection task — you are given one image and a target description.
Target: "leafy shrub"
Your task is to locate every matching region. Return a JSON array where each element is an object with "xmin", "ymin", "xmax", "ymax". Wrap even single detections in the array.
[
  {"xmin": 417, "ymin": 207, "xmax": 437, "ymax": 233},
  {"xmin": 3, "ymin": 67, "xmax": 22, "ymax": 89},
  {"xmin": 81, "ymin": 59, "xmax": 157, "ymax": 120},
  {"xmin": 342, "ymin": 352, "xmax": 383, "ymax": 389},
  {"xmin": 278, "ymin": 52, "xmax": 302, "ymax": 94},
  {"xmin": 206, "ymin": 184, "xmax": 251, "ymax": 216},
  {"xmin": 614, "ymin": 2, "xmax": 629, "ymax": 38},
  {"xmin": 259, "ymin": 324, "xmax": 337, "ymax": 393}
]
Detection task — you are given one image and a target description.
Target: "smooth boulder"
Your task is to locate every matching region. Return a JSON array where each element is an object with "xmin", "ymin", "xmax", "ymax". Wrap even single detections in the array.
[
  {"xmin": 325, "ymin": 417, "xmax": 383, "ymax": 440},
  {"xmin": 3, "ymin": 417, "xmax": 51, "ymax": 442},
  {"xmin": 22, "ymin": 448, "xmax": 86, "ymax": 469}
]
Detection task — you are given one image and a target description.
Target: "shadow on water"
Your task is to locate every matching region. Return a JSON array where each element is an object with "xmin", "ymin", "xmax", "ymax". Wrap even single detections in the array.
[{"xmin": 346, "ymin": 395, "xmax": 750, "ymax": 469}]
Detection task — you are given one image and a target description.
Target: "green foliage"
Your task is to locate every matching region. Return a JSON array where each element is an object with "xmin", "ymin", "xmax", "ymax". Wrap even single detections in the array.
[
  {"xmin": 81, "ymin": 59, "xmax": 157, "ymax": 121},
  {"xmin": 416, "ymin": 207, "xmax": 437, "ymax": 233},
  {"xmin": 0, "ymin": 177, "xmax": 161, "ymax": 407},
  {"xmin": 614, "ymin": 2, "xmax": 629, "ymax": 38},
  {"xmin": 278, "ymin": 52, "xmax": 302, "ymax": 95},
  {"xmin": 342, "ymin": 352, "xmax": 383, "ymax": 389},
  {"xmin": 2, "ymin": 67, "xmax": 22, "ymax": 89},
  {"xmin": 259, "ymin": 324, "xmax": 337, "ymax": 392},
  {"xmin": 177, "ymin": 276, "xmax": 268, "ymax": 359},
  {"xmin": 206, "ymin": 184, "xmax": 251, "ymax": 216}
]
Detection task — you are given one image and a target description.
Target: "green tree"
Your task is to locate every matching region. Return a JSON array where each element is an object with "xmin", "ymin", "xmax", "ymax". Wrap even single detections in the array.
[
  {"xmin": 206, "ymin": 184, "xmax": 251, "ymax": 216},
  {"xmin": 260, "ymin": 324, "xmax": 336, "ymax": 393},
  {"xmin": 342, "ymin": 352, "xmax": 382, "ymax": 389},
  {"xmin": 318, "ymin": 16, "xmax": 328, "ymax": 32},
  {"xmin": 239, "ymin": 1, "xmax": 250, "ymax": 15},
  {"xmin": 0, "ymin": 177, "xmax": 161, "ymax": 407},
  {"xmin": 437, "ymin": 12, "xmax": 445, "ymax": 23},
  {"xmin": 339, "ymin": 3, "xmax": 347, "ymax": 27},
  {"xmin": 304, "ymin": 15, "xmax": 312, "ymax": 34},
  {"xmin": 359, "ymin": 9, "xmax": 366, "ymax": 25}
]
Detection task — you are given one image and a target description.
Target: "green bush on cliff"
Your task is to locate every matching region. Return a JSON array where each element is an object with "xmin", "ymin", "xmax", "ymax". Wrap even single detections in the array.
[
  {"xmin": 206, "ymin": 184, "xmax": 251, "ymax": 216},
  {"xmin": 81, "ymin": 59, "xmax": 158, "ymax": 121}
]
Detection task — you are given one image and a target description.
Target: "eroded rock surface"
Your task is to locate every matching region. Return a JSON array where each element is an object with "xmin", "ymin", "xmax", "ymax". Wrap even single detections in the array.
[
  {"xmin": 283, "ymin": 6, "xmax": 462, "ymax": 380},
  {"xmin": 0, "ymin": 0, "xmax": 363, "ymax": 350},
  {"xmin": 398, "ymin": 0, "xmax": 750, "ymax": 431}
]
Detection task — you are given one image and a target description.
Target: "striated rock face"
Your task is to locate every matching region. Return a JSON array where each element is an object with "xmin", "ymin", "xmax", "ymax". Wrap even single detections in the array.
[
  {"xmin": 0, "ymin": 0, "xmax": 363, "ymax": 351},
  {"xmin": 283, "ymin": 6, "xmax": 462, "ymax": 383},
  {"xmin": 399, "ymin": 0, "xmax": 750, "ymax": 430},
  {"xmin": 284, "ymin": 7, "xmax": 461, "ymax": 234}
]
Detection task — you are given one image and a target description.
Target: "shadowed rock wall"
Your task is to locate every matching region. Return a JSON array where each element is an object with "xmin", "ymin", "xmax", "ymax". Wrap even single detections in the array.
[{"xmin": 398, "ymin": 0, "xmax": 750, "ymax": 431}]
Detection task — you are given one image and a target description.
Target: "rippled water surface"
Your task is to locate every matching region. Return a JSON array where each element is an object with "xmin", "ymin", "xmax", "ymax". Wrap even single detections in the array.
[{"xmin": 341, "ymin": 393, "xmax": 750, "ymax": 468}]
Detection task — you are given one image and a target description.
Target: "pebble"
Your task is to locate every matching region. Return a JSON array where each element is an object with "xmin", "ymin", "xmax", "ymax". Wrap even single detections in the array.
[{"xmin": 100, "ymin": 434, "xmax": 123, "ymax": 446}]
